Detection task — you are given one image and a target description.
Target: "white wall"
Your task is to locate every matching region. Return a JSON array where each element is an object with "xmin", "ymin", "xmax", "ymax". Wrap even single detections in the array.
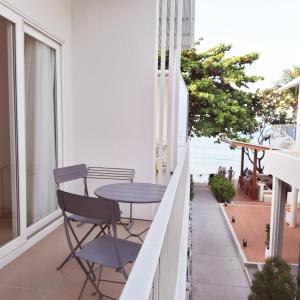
[
  {"xmin": 2, "ymin": 0, "xmax": 159, "ymax": 219},
  {"xmin": 265, "ymin": 151, "xmax": 300, "ymax": 190},
  {"xmin": 71, "ymin": 0, "xmax": 158, "ymax": 184}
]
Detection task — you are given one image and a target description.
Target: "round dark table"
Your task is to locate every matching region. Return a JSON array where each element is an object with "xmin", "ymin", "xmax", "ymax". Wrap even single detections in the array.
[
  {"xmin": 94, "ymin": 182, "xmax": 166, "ymax": 241},
  {"xmin": 94, "ymin": 182, "xmax": 166, "ymax": 204}
]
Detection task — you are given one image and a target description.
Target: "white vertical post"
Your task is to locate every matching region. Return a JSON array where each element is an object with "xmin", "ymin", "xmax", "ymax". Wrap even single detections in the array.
[
  {"xmin": 269, "ymin": 177, "xmax": 286, "ymax": 257},
  {"xmin": 158, "ymin": 0, "xmax": 168, "ymax": 175},
  {"xmin": 167, "ymin": 0, "xmax": 176, "ymax": 174},
  {"xmin": 289, "ymin": 187, "xmax": 298, "ymax": 227},
  {"xmin": 173, "ymin": 0, "xmax": 183, "ymax": 169},
  {"xmin": 7, "ymin": 22, "xmax": 18, "ymax": 236},
  {"xmin": 296, "ymin": 84, "xmax": 300, "ymax": 152}
]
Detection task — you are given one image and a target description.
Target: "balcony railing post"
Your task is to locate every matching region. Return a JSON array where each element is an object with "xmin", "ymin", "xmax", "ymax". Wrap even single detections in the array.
[{"xmin": 120, "ymin": 142, "xmax": 190, "ymax": 300}]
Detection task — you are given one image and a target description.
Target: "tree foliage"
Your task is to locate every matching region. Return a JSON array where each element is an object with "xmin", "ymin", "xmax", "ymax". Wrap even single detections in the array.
[
  {"xmin": 181, "ymin": 40, "xmax": 263, "ymax": 139},
  {"xmin": 275, "ymin": 65, "xmax": 300, "ymax": 120},
  {"xmin": 244, "ymin": 88, "xmax": 296, "ymax": 173},
  {"xmin": 248, "ymin": 257, "xmax": 296, "ymax": 300},
  {"xmin": 257, "ymin": 88, "xmax": 295, "ymax": 127},
  {"xmin": 277, "ymin": 65, "xmax": 300, "ymax": 101},
  {"xmin": 278, "ymin": 65, "xmax": 300, "ymax": 84}
]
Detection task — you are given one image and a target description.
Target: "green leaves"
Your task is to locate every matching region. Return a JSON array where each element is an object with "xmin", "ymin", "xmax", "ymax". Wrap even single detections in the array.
[
  {"xmin": 257, "ymin": 88, "xmax": 296, "ymax": 126},
  {"xmin": 248, "ymin": 257, "xmax": 296, "ymax": 300},
  {"xmin": 209, "ymin": 175, "xmax": 235, "ymax": 202},
  {"xmin": 183, "ymin": 39, "xmax": 263, "ymax": 139}
]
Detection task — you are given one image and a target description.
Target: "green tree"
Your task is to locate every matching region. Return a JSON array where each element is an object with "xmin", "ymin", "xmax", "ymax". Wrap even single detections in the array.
[
  {"xmin": 244, "ymin": 87, "xmax": 296, "ymax": 173},
  {"xmin": 181, "ymin": 40, "xmax": 263, "ymax": 139},
  {"xmin": 277, "ymin": 65, "xmax": 300, "ymax": 88},
  {"xmin": 248, "ymin": 257, "xmax": 296, "ymax": 300},
  {"xmin": 277, "ymin": 65, "xmax": 300, "ymax": 113},
  {"xmin": 257, "ymin": 88, "xmax": 296, "ymax": 129}
]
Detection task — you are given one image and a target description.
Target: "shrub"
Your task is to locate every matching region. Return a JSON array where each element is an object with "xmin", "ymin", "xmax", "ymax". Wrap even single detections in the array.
[
  {"xmin": 208, "ymin": 173, "xmax": 215, "ymax": 185},
  {"xmin": 248, "ymin": 257, "xmax": 296, "ymax": 300},
  {"xmin": 209, "ymin": 175, "xmax": 235, "ymax": 202},
  {"xmin": 190, "ymin": 174, "xmax": 194, "ymax": 201}
]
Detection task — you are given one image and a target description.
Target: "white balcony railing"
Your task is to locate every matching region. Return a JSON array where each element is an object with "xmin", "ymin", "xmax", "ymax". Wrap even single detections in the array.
[
  {"xmin": 120, "ymin": 142, "xmax": 190, "ymax": 300},
  {"xmin": 270, "ymin": 124, "xmax": 297, "ymax": 149}
]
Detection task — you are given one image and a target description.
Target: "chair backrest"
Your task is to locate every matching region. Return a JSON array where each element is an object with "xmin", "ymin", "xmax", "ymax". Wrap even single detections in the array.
[
  {"xmin": 53, "ymin": 164, "xmax": 88, "ymax": 185},
  {"xmin": 57, "ymin": 190, "xmax": 121, "ymax": 223},
  {"xmin": 87, "ymin": 166, "xmax": 135, "ymax": 182}
]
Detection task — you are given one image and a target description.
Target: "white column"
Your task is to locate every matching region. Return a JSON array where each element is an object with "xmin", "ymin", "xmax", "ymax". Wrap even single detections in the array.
[
  {"xmin": 166, "ymin": 0, "xmax": 176, "ymax": 174},
  {"xmin": 289, "ymin": 187, "xmax": 298, "ymax": 227},
  {"xmin": 269, "ymin": 177, "xmax": 287, "ymax": 257},
  {"xmin": 158, "ymin": 0, "xmax": 168, "ymax": 175},
  {"xmin": 296, "ymin": 84, "xmax": 300, "ymax": 152},
  {"xmin": 173, "ymin": 0, "xmax": 184, "ymax": 169}
]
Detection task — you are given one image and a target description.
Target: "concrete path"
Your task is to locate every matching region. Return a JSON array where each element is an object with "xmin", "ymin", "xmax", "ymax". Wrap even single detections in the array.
[{"xmin": 192, "ymin": 184, "xmax": 250, "ymax": 300}]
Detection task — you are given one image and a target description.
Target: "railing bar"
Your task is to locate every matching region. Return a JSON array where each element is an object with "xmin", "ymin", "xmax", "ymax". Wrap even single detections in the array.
[
  {"xmin": 174, "ymin": 165, "xmax": 190, "ymax": 298},
  {"xmin": 119, "ymin": 143, "xmax": 189, "ymax": 299},
  {"xmin": 87, "ymin": 172, "xmax": 134, "ymax": 175},
  {"xmin": 88, "ymin": 166, "xmax": 135, "ymax": 171},
  {"xmin": 88, "ymin": 176, "xmax": 133, "ymax": 179}
]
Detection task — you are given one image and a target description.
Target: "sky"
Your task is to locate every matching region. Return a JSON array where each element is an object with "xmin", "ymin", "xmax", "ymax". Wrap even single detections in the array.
[{"xmin": 194, "ymin": 0, "xmax": 300, "ymax": 90}]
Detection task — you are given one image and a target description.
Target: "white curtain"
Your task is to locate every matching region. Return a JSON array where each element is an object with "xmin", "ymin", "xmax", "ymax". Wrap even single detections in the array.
[{"xmin": 25, "ymin": 34, "xmax": 57, "ymax": 226}]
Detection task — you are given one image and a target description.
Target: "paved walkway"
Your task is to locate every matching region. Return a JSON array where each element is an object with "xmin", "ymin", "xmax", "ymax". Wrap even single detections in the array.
[{"xmin": 192, "ymin": 184, "xmax": 250, "ymax": 300}]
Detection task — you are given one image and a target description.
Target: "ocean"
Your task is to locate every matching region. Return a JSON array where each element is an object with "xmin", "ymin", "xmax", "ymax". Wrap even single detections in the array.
[{"xmin": 190, "ymin": 137, "xmax": 252, "ymax": 183}]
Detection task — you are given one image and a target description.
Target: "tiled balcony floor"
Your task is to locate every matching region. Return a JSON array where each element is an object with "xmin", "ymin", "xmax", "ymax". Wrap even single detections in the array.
[
  {"xmin": 0, "ymin": 220, "xmax": 147, "ymax": 300},
  {"xmin": 225, "ymin": 204, "xmax": 300, "ymax": 263}
]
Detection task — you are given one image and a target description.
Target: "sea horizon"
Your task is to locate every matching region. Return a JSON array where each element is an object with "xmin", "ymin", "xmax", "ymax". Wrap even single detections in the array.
[{"xmin": 190, "ymin": 137, "xmax": 252, "ymax": 183}]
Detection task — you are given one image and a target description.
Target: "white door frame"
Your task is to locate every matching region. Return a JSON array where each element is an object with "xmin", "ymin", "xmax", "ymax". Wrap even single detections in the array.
[
  {"xmin": 24, "ymin": 23, "xmax": 63, "ymax": 236},
  {"xmin": 0, "ymin": 3, "xmax": 26, "ymax": 259}
]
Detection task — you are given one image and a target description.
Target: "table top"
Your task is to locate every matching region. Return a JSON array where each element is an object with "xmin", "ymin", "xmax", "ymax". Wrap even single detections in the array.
[{"xmin": 94, "ymin": 182, "xmax": 167, "ymax": 204}]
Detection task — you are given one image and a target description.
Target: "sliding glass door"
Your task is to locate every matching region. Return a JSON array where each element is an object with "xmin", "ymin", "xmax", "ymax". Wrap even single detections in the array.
[
  {"xmin": 24, "ymin": 32, "xmax": 58, "ymax": 228},
  {"xmin": 0, "ymin": 4, "xmax": 62, "ymax": 264},
  {"xmin": 0, "ymin": 15, "xmax": 19, "ymax": 247}
]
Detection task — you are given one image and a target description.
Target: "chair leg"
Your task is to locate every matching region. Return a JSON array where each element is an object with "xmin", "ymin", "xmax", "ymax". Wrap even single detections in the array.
[
  {"xmin": 94, "ymin": 265, "xmax": 126, "ymax": 300},
  {"xmin": 95, "ymin": 224, "xmax": 109, "ymax": 238},
  {"xmin": 57, "ymin": 224, "xmax": 97, "ymax": 270},
  {"xmin": 95, "ymin": 266, "xmax": 126, "ymax": 286},
  {"xmin": 56, "ymin": 252, "xmax": 74, "ymax": 270},
  {"xmin": 76, "ymin": 258, "xmax": 103, "ymax": 300},
  {"xmin": 78, "ymin": 262, "xmax": 95, "ymax": 300},
  {"xmin": 120, "ymin": 265, "xmax": 128, "ymax": 280},
  {"xmin": 97, "ymin": 265, "xmax": 103, "ymax": 288}
]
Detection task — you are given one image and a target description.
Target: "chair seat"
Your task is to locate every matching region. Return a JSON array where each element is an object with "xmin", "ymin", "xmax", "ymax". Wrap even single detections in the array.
[
  {"xmin": 68, "ymin": 214, "xmax": 107, "ymax": 225},
  {"xmin": 75, "ymin": 236, "xmax": 141, "ymax": 268}
]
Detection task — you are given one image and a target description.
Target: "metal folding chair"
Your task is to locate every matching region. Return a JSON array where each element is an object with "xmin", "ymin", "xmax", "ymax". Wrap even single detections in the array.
[
  {"xmin": 53, "ymin": 164, "xmax": 109, "ymax": 270},
  {"xmin": 57, "ymin": 190, "xmax": 141, "ymax": 300},
  {"xmin": 87, "ymin": 166, "xmax": 135, "ymax": 224}
]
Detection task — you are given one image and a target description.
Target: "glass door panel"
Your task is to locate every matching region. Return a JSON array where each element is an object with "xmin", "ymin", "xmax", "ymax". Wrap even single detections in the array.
[
  {"xmin": 0, "ymin": 15, "xmax": 19, "ymax": 246},
  {"xmin": 24, "ymin": 34, "xmax": 58, "ymax": 227}
]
